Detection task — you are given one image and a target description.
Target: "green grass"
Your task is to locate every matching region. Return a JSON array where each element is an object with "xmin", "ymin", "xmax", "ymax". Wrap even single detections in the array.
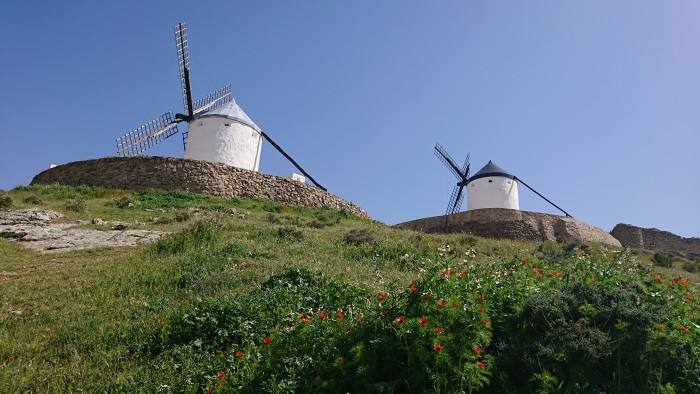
[{"xmin": 0, "ymin": 185, "xmax": 698, "ymax": 392}]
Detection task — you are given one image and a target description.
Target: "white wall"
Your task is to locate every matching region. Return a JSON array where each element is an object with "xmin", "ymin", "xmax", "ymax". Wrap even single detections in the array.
[
  {"xmin": 185, "ymin": 117, "xmax": 262, "ymax": 171},
  {"xmin": 467, "ymin": 176, "xmax": 519, "ymax": 210}
]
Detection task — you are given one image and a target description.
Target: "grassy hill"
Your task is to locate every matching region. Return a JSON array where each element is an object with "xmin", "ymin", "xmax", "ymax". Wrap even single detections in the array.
[{"xmin": 1, "ymin": 185, "xmax": 698, "ymax": 393}]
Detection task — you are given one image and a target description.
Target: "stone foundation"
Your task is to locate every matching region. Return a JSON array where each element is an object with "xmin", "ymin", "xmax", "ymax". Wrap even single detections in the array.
[
  {"xmin": 394, "ymin": 208, "xmax": 621, "ymax": 246},
  {"xmin": 611, "ymin": 224, "xmax": 700, "ymax": 254},
  {"xmin": 30, "ymin": 156, "xmax": 370, "ymax": 219}
]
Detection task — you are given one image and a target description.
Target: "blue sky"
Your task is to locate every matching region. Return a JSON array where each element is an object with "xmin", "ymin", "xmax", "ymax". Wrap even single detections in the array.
[{"xmin": 1, "ymin": 1, "xmax": 698, "ymax": 237}]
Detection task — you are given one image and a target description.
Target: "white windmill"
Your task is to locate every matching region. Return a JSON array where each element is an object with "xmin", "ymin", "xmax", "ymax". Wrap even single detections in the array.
[
  {"xmin": 434, "ymin": 143, "xmax": 571, "ymax": 217},
  {"xmin": 115, "ymin": 22, "xmax": 325, "ymax": 190}
]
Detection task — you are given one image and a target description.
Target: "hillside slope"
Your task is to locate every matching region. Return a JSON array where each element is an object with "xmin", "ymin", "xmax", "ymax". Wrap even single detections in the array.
[{"xmin": 0, "ymin": 185, "xmax": 698, "ymax": 393}]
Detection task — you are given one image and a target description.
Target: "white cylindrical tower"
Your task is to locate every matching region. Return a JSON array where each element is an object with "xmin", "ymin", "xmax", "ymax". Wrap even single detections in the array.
[
  {"xmin": 185, "ymin": 100, "xmax": 263, "ymax": 171},
  {"xmin": 466, "ymin": 160, "xmax": 519, "ymax": 210}
]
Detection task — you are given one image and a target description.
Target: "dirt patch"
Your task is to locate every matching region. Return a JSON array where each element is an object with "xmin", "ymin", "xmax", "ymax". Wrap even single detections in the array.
[{"xmin": 0, "ymin": 208, "xmax": 164, "ymax": 253}]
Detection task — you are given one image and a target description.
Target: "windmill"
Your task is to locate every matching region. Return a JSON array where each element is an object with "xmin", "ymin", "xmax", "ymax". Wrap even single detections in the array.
[
  {"xmin": 434, "ymin": 143, "xmax": 470, "ymax": 215},
  {"xmin": 115, "ymin": 22, "xmax": 326, "ymax": 191}
]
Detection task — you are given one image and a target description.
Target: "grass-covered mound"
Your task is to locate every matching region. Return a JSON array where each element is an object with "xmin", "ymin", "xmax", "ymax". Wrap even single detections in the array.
[{"xmin": 0, "ymin": 185, "xmax": 698, "ymax": 392}]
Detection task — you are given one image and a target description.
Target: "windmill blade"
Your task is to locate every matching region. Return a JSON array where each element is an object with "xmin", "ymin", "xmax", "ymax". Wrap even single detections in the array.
[
  {"xmin": 193, "ymin": 85, "xmax": 232, "ymax": 115},
  {"xmin": 461, "ymin": 153, "xmax": 471, "ymax": 179},
  {"xmin": 445, "ymin": 185, "xmax": 466, "ymax": 215},
  {"xmin": 174, "ymin": 22, "xmax": 194, "ymax": 119},
  {"xmin": 260, "ymin": 131, "xmax": 326, "ymax": 191},
  {"xmin": 434, "ymin": 143, "xmax": 465, "ymax": 180},
  {"xmin": 116, "ymin": 112, "xmax": 180, "ymax": 157}
]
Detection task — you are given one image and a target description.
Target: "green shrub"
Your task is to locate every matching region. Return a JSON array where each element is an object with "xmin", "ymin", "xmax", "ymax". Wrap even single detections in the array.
[
  {"xmin": 342, "ymin": 228, "xmax": 375, "ymax": 246},
  {"xmin": 22, "ymin": 195, "xmax": 43, "ymax": 205},
  {"xmin": 106, "ymin": 196, "xmax": 134, "ymax": 209},
  {"xmin": 277, "ymin": 226, "xmax": 304, "ymax": 241},
  {"xmin": 0, "ymin": 193, "xmax": 13, "ymax": 208},
  {"xmin": 64, "ymin": 199, "xmax": 87, "ymax": 212},
  {"xmin": 654, "ymin": 252, "xmax": 674, "ymax": 268}
]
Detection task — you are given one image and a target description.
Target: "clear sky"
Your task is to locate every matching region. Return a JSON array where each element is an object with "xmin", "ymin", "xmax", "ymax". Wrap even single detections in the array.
[{"xmin": 1, "ymin": 1, "xmax": 698, "ymax": 238}]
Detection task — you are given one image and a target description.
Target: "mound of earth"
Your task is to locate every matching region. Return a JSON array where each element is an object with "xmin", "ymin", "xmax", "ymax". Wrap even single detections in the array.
[
  {"xmin": 0, "ymin": 208, "xmax": 163, "ymax": 253},
  {"xmin": 394, "ymin": 208, "xmax": 621, "ymax": 247}
]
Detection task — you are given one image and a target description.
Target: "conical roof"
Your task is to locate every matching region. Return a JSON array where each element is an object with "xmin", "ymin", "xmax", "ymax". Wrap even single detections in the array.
[
  {"xmin": 467, "ymin": 160, "xmax": 516, "ymax": 184},
  {"xmin": 195, "ymin": 99, "xmax": 261, "ymax": 132}
]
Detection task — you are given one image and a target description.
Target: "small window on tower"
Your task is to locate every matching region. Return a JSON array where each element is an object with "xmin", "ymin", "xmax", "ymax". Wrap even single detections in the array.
[
  {"xmin": 224, "ymin": 124, "xmax": 230, "ymax": 127},
  {"xmin": 508, "ymin": 180, "xmax": 512, "ymax": 184},
  {"xmin": 488, "ymin": 180, "xmax": 493, "ymax": 183}
]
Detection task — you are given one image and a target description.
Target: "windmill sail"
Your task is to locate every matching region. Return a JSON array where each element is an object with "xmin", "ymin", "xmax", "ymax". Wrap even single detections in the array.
[
  {"xmin": 435, "ymin": 143, "xmax": 470, "ymax": 215},
  {"xmin": 175, "ymin": 22, "xmax": 194, "ymax": 120},
  {"xmin": 116, "ymin": 112, "xmax": 180, "ymax": 156}
]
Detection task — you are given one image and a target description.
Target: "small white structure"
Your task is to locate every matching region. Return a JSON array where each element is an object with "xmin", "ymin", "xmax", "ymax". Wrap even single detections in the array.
[
  {"xmin": 288, "ymin": 173, "xmax": 306, "ymax": 183},
  {"xmin": 185, "ymin": 100, "xmax": 263, "ymax": 171},
  {"xmin": 466, "ymin": 160, "xmax": 519, "ymax": 211}
]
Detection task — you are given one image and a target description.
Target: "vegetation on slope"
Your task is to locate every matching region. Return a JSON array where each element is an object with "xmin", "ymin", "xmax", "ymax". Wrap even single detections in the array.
[{"xmin": 0, "ymin": 185, "xmax": 698, "ymax": 393}]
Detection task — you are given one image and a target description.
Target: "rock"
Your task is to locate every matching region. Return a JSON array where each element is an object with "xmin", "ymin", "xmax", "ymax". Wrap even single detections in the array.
[
  {"xmin": 611, "ymin": 223, "xmax": 700, "ymax": 254},
  {"xmin": 92, "ymin": 218, "xmax": 104, "ymax": 225}
]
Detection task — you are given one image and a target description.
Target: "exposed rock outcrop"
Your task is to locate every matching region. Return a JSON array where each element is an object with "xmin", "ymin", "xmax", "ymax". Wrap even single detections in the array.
[
  {"xmin": 0, "ymin": 208, "xmax": 163, "ymax": 253},
  {"xmin": 611, "ymin": 223, "xmax": 700, "ymax": 254},
  {"xmin": 394, "ymin": 208, "xmax": 621, "ymax": 246},
  {"xmin": 30, "ymin": 156, "xmax": 370, "ymax": 219}
]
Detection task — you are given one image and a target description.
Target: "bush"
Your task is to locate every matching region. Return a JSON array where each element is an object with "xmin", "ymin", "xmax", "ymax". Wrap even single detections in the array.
[
  {"xmin": 107, "ymin": 196, "xmax": 134, "ymax": 209},
  {"xmin": 342, "ymin": 228, "xmax": 375, "ymax": 246},
  {"xmin": 0, "ymin": 193, "xmax": 13, "ymax": 208},
  {"xmin": 22, "ymin": 195, "xmax": 43, "ymax": 205},
  {"xmin": 64, "ymin": 199, "xmax": 87, "ymax": 212},
  {"xmin": 277, "ymin": 226, "xmax": 304, "ymax": 241},
  {"xmin": 653, "ymin": 252, "xmax": 673, "ymax": 268}
]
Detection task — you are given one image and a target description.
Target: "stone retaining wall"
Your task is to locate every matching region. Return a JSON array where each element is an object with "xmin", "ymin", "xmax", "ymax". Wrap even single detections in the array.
[
  {"xmin": 30, "ymin": 157, "xmax": 370, "ymax": 219},
  {"xmin": 394, "ymin": 208, "xmax": 621, "ymax": 246},
  {"xmin": 611, "ymin": 223, "xmax": 700, "ymax": 255}
]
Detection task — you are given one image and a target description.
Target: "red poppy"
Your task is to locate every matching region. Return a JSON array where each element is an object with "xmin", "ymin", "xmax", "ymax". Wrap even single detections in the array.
[
  {"xmin": 437, "ymin": 301, "xmax": 446, "ymax": 308},
  {"xmin": 533, "ymin": 267, "xmax": 541, "ymax": 275},
  {"xmin": 450, "ymin": 301, "xmax": 458, "ymax": 307},
  {"xmin": 410, "ymin": 279, "xmax": 418, "ymax": 285},
  {"xmin": 424, "ymin": 293, "xmax": 432, "ymax": 299},
  {"xmin": 157, "ymin": 319, "xmax": 164, "ymax": 325},
  {"xmin": 435, "ymin": 327, "xmax": 443, "ymax": 334},
  {"xmin": 418, "ymin": 317, "xmax": 429, "ymax": 327},
  {"xmin": 657, "ymin": 324, "xmax": 666, "ymax": 329},
  {"xmin": 481, "ymin": 318, "xmax": 490, "ymax": 325},
  {"xmin": 477, "ymin": 294, "xmax": 485, "ymax": 301},
  {"xmin": 411, "ymin": 286, "xmax": 418, "ymax": 292},
  {"xmin": 476, "ymin": 361, "xmax": 486, "ymax": 368},
  {"xmin": 395, "ymin": 316, "xmax": 406, "ymax": 324},
  {"xmin": 217, "ymin": 371, "xmax": 226, "ymax": 378},
  {"xmin": 459, "ymin": 270, "xmax": 467, "ymax": 277},
  {"xmin": 345, "ymin": 327, "xmax": 352, "ymax": 332},
  {"xmin": 434, "ymin": 343, "xmax": 443, "ymax": 352},
  {"xmin": 337, "ymin": 311, "xmax": 345, "ymax": 319},
  {"xmin": 378, "ymin": 293, "xmax": 386, "ymax": 300},
  {"xmin": 680, "ymin": 325, "xmax": 691, "ymax": 333},
  {"xmin": 236, "ymin": 351, "xmax": 243, "ymax": 358},
  {"xmin": 479, "ymin": 307, "xmax": 485, "ymax": 313},
  {"xmin": 263, "ymin": 337, "xmax": 272, "ymax": 345},
  {"xmin": 472, "ymin": 346, "xmax": 481, "ymax": 354},
  {"xmin": 319, "ymin": 312, "xmax": 328, "ymax": 320},
  {"xmin": 337, "ymin": 356, "xmax": 344, "ymax": 362}
]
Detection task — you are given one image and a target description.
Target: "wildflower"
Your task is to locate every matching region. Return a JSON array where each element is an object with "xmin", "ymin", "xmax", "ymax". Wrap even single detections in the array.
[
  {"xmin": 472, "ymin": 346, "xmax": 481, "ymax": 354},
  {"xmin": 157, "ymin": 319, "xmax": 164, "ymax": 325},
  {"xmin": 620, "ymin": 283, "xmax": 625, "ymax": 289},
  {"xmin": 179, "ymin": 299, "xmax": 188, "ymax": 303},
  {"xmin": 459, "ymin": 270, "xmax": 467, "ymax": 277},
  {"xmin": 653, "ymin": 274, "xmax": 664, "ymax": 283},
  {"xmin": 8, "ymin": 355, "xmax": 14, "ymax": 361},
  {"xmin": 448, "ymin": 332, "xmax": 454, "ymax": 337},
  {"xmin": 657, "ymin": 324, "xmax": 666, "ymax": 329},
  {"xmin": 451, "ymin": 301, "xmax": 458, "ymax": 307},
  {"xmin": 481, "ymin": 318, "xmax": 490, "ymax": 325},
  {"xmin": 533, "ymin": 267, "xmax": 540, "ymax": 275},
  {"xmin": 476, "ymin": 361, "xmax": 486, "ymax": 368},
  {"xmin": 263, "ymin": 337, "xmax": 272, "ymax": 345},
  {"xmin": 437, "ymin": 300, "xmax": 446, "ymax": 308},
  {"xmin": 435, "ymin": 327, "xmax": 443, "ymax": 334},
  {"xmin": 424, "ymin": 293, "xmax": 432, "ymax": 299},
  {"xmin": 395, "ymin": 316, "xmax": 406, "ymax": 324},
  {"xmin": 207, "ymin": 389, "xmax": 212, "ymax": 394},
  {"xmin": 337, "ymin": 356, "xmax": 344, "ymax": 362},
  {"xmin": 337, "ymin": 311, "xmax": 345, "ymax": 319},
  {"xmin": 355, "ymin": 314, "xmax": 363, "ymax": 325},
  {"xmin": 319, "ymin": 312, "xmax": 328, "ymax": 320},
  {"xmin": 236, "ymin": 351, "xmax": 243, "ymax": 358},
  {"xmin": 434, "ymin": 343, "xmax": 443, "ymax": 352},
  {"xmin": 345, "ymin": 327, "xmax": 351, "ymax": 332},
  {"xmin": 378, "ymin": 293, "xmax": 386, "ymax": 300},
  {"xmin": 411, "ymin": 286, "xmax": 418, "ymax": 292},
  {"xmin": 418, "ymin": 317, "xmax": 429, "ymax": 327},
  {"xmin": 217, "ymin": 371, "xmax": 226, "ymax": 378},
  {"xmin": 479, "ymin": 307, "xmax": 485, "ymax": 313},
  {"xmin": 680, "ymin": 325, "xmax": 691, "ymax": 333},
  {"xmin": 477, "ymin": 294, "xmax": 485, "ymax": 301},
  {"xmin": 410, "ymin": 279, "xmax": 418, "ymax": 285}
]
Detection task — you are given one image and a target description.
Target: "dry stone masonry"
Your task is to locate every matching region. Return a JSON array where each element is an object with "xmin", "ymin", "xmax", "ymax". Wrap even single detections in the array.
[
  {"xmin": 31, "ymin": 157, "xmax": 370, "ymax": 219},
  {"xmin": 611, "ymin": 223, "xmax": 700, "ymax": 255},
  {"xmin": 395, "ymin": 208, "xmax": 621, "ymax": 246}
]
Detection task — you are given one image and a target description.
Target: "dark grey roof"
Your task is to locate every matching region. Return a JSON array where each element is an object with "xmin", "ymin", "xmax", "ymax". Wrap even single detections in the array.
[{"xmin": 466, "ymin": 160, "xmax": 516, "ymax": 184}]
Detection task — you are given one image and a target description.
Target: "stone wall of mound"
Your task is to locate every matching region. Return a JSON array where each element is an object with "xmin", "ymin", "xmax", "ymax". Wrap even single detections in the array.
[
  {"xmin": 611, "ymin": 224, "xmax": 700, "ymax": 255},
  {"xmin": 31, "ymin": 157, "xmax": 370, "ymax": 219},
  {"xmin": 394, "ymin": 208, "xmax": 621, "ymax": 246}
]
